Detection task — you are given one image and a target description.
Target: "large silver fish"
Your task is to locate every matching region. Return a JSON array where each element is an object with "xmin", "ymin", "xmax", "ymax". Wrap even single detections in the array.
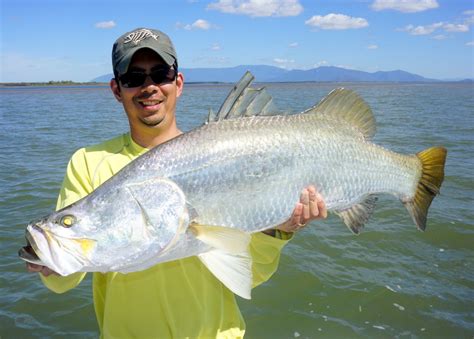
[{"xmin": 19, "ymin": 72, "xmax": 447, "ymax": 299}]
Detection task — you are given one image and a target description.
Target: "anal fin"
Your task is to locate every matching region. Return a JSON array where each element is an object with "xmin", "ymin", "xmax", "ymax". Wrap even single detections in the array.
[{"xmin": 336, "ymin": 195, "xmax": 378, "ymax": 234}]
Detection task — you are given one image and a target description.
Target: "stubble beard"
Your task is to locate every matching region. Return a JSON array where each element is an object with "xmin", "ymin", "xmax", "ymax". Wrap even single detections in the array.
[{"xmin": 140, "ymin": 116, "xmax": 165, "ymax": 127}]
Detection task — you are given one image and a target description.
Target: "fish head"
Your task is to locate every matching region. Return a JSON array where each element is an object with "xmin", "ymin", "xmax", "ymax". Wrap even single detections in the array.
[
  {"xmin": 19, "ymin": 204, "xmax": 97, "ymax": 276},
  {"xmin": 19, "ymin": 177, "xmax": 191, "ymax": 275}
]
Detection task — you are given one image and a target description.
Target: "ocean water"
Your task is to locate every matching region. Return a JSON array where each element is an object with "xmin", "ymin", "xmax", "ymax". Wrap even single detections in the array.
[{"xmin": 0, "ymin": 82, "xmax": 473, "ymax": 338}]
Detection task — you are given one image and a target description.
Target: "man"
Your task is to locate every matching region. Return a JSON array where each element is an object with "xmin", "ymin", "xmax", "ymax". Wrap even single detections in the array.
[{"xmin": 27, "ymin": 28, "xmax": 327, "ymax": 338}]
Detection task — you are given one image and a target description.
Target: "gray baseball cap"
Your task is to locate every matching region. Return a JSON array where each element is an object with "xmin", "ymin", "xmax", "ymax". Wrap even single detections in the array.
[{"xmin": 112, "ymin": 28, "xmax": 178, "ymax": 76}]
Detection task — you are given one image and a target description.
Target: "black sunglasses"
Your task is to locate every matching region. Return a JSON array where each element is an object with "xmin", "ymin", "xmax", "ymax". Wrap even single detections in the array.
[{"xmin": 119, "ymin": 66, "xmax": 177, "ymax": 88}]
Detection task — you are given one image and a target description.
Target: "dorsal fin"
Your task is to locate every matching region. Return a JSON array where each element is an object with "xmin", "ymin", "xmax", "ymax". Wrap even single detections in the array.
[
  {"xmin": 304, "ymin": 88, "xmax": 376, "ymax": 140},
  {"xmin": 208, "ymin": 71, "xmax": 278, "ymax": 122}
]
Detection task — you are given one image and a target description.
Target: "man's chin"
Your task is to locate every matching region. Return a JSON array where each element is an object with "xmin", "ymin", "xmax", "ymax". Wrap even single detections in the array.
[{"xmin": 140, "ymin": 117, "xmax": 164, "ymax": 127}]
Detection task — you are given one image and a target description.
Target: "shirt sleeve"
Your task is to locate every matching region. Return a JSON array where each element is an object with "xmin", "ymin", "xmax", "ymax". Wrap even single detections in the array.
[
  {"xmin": 40, "ymin": 149, "xmax": 91, "ymax": 293},
  {"xmin": 250, "ymin": 231, "xmax": 293, "ymax": 288}
]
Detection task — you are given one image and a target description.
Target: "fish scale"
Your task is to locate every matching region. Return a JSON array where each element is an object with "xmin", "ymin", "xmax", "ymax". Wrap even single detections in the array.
[{"xmin": 129, "ymin": 113, "xmax": 419, "ymax": 232}]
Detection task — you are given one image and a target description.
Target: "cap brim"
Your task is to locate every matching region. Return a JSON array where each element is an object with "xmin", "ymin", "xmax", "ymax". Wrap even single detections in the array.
[{"xmin": 116, "ymin": 46, "xmax": 176, "ymax": 75}]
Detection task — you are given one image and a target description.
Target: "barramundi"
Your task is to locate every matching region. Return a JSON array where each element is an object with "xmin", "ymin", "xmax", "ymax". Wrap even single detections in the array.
[{"xmin": 19, "ymin": 72, "xmax": 447, "ymax": 299}]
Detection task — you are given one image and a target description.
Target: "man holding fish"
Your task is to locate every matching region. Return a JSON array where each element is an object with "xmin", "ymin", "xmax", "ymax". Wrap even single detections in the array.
[{"xmin": 26, "ymin": 28, "xmax": 327, "ymax": 338}]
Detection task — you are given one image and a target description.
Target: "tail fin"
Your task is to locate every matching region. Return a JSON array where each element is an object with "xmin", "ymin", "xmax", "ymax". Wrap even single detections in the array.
[{"xmin": 405, "ymin": 147, "xmax": 447, "ymax": 230}]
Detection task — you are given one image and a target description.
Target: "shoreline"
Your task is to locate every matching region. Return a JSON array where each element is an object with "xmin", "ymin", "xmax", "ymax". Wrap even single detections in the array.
[
  {"xmin": 1, "ymin": 80, "xmax": 472, "ymax": 87},
  {"xmin": 0, "ymin": 81, "xmax": 109, "ymax": 87}
]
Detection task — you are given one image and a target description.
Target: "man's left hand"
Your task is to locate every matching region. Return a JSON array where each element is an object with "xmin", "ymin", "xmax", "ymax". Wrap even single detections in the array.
[{"xmin": 276, "ymin": 185, "xmax": 327, "ymax": 233}]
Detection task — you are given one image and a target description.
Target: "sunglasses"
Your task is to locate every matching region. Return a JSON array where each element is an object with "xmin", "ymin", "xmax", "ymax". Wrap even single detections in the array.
[{"xmin": 119, "ymin": 66, "xmax": 177, "ymax": 88}]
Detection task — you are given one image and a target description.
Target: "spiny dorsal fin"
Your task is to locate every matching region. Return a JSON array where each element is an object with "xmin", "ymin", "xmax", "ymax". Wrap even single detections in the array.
[
  {"xmin": 335, "ymin": 195, "xmax": 378, "ymax": 234},
  {"xmin": 304, "ymin": 88, "xmax": 376, "ymax": 140},
  {"xmin": 208, "ymin": 71, "xmax": 278, "ymax": 122}
]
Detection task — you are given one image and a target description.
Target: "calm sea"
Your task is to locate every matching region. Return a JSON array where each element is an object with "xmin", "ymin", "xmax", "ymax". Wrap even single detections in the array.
[{"xmin": 0, "ymin": 82, "xmax": 473, "ymax": 338}]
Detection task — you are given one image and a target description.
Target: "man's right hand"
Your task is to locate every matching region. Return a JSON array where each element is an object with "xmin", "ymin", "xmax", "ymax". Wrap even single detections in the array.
[{"xmin": 26, "ymin": 262, "xmax": 58, "ymax": 277}]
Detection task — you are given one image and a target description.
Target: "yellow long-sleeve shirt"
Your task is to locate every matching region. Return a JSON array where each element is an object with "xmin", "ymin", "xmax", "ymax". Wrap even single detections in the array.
[{"xmin": 41, "ymin": 133, "xmax": 291, "ymax": 338}]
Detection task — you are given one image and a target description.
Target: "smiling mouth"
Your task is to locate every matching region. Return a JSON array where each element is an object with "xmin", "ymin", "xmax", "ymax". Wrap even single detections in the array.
[{"xmin": 139, "ymin": 100, "xmax": 162, "ymax": 108}]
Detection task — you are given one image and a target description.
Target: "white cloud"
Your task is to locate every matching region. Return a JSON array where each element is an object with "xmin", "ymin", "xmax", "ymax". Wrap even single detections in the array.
[
  {"xmin": 443, "ymin": 23, "xmax": 469, "ymax": 33},
  {"xmin": 368, "ymin": 44, "xmax": 378, "ymax": 49},
  {"xmin": 400, "ymin": 22, "xmax": 443, "ymax": 35},
  {"xmin": 371, "ymin": 0, "xmax": 438, "ymax": 13},
  {"xmin": 305, "ymin": 13, "xmax": 369, "ymax": 30},
  {"xmin": 188, "ymin": 19, "xmax": 212, "ymax": 30},
  {"xmin": 466, "ymin": 41, "xmax": 474, "ymax": 46},
  {"xmin": 207, "ymin": 0, "xmax": 303, "ymax": 17},
  {"xmin": 177, "ymin": 19, "xmax": 216, "ymax": 30},
  {"xmin": 95, "ymin": 21, "xmax": 116, "ymax": 29},
  {"xmin": 289, "ymin": 42, "xmax": 298, "ymax": 48},
  {"xmin": 400, "ymin": 22, "xmax": 470, "ymax": 35}
]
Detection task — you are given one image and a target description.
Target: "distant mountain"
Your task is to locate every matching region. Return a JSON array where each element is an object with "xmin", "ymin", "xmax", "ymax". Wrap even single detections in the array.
[
  {"xmin": 92, "ymin": 65, "xmax": 440, "ymax": 83},
  {"xmin": 93, "ymin": 74, "xmax": 114, "ymax": 83},
  {"xmin": 446, "ymin": 78, "xmax": 474, "ymax": 83}
]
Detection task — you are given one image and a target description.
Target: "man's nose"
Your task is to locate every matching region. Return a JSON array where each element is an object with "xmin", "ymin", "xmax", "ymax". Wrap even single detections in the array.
[{"xmin": 141, "ymin": 75, "xmax": 161, "ymax": 93}]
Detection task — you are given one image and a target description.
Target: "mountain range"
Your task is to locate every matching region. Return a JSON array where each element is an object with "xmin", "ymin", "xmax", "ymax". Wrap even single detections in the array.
[{"xmin": 92, "ymin": 65, "xmax": 459, "ymax": 83}]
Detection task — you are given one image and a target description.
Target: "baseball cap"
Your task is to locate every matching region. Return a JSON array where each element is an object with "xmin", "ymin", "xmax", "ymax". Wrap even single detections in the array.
[{"xmin": 112, "ymin": 28, "xmax": 178, "ymax": 76}]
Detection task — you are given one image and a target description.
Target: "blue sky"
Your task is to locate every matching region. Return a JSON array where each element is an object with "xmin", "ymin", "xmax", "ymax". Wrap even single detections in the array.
[{"xmin": 1, "ymin": 0, "xmax": 473, "ymax": 82}]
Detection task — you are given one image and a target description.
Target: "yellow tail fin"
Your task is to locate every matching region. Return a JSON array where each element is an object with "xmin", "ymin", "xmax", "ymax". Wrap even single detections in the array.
[{"xmin": 405, "ymin": 147, "xmax": 447, "ymax": 230}]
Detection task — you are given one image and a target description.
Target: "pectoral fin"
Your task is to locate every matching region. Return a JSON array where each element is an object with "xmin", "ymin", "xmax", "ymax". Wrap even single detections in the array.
[
  {"xmin": 191, "ymin": 224, "xmax": 252, "ymax": 299},
  {"xmin": 126, "ymin": 178, "xmax": 189, "ymax": 251},
  {"xmin": 127, "ymin": 178, "xmax": 187, "ymax": 228}
]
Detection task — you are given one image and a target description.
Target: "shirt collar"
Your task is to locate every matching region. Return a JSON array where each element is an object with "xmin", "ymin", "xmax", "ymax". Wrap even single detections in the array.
[{"xmin": 125, "ymin": 133, "xmax": 149, "ymax": 156}]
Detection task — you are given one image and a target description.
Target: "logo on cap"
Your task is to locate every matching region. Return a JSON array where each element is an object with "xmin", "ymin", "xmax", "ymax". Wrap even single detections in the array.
[{"xmin": 123, "ymin": 29, "xmax": 159, "ymax": 45}]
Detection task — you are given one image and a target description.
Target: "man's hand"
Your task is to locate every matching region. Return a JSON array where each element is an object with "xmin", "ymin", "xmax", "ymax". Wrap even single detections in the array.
[
  {"xmin": 276, "ymin": 185, "xmax": 327, "ymax": 234},
  {"xmin": 26, "ymin": 262, "xmax": 58, "ymax": 277}
]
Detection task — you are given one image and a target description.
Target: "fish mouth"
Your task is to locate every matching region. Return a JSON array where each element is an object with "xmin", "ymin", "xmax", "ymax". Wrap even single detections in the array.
[
  {"xmin": 19, "ymin": 222, "xmax": 97, "ymax": 275},
  {"xmin": 18, "ymin": 230, "xmax": 44, "ymax": 266}
]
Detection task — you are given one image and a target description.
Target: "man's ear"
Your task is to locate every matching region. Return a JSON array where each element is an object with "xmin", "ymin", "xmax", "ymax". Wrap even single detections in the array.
[
  {"xmin": 176, "ymin": 72, "xmax": 184, "ymax": 98},
  {"xmin": 110, "ymin": 78, "xmax": 122, "ymax": 102}
]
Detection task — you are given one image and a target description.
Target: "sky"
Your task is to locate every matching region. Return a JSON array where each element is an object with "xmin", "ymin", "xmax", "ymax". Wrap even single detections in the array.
[{"xmin": 1, "ymin": 0, "xmax": 473, "ymax": 82}]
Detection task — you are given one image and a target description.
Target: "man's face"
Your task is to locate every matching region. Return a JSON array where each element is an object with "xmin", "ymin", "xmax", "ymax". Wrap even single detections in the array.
[{"xmin": 112, "ymin": 49, "xmax": 183, "ymax": 130}]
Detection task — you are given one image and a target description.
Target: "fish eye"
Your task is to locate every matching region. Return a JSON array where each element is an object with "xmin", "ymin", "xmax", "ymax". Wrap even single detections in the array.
[{"xmin": 60, "ymin": 215, "xmax": 76, "ymax": 228}]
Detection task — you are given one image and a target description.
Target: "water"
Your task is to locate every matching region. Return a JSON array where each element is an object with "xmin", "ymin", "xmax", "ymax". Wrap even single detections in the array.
[{"xmin": 1, "ymin": 82, "xmax": 473, "ymax": 338}]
